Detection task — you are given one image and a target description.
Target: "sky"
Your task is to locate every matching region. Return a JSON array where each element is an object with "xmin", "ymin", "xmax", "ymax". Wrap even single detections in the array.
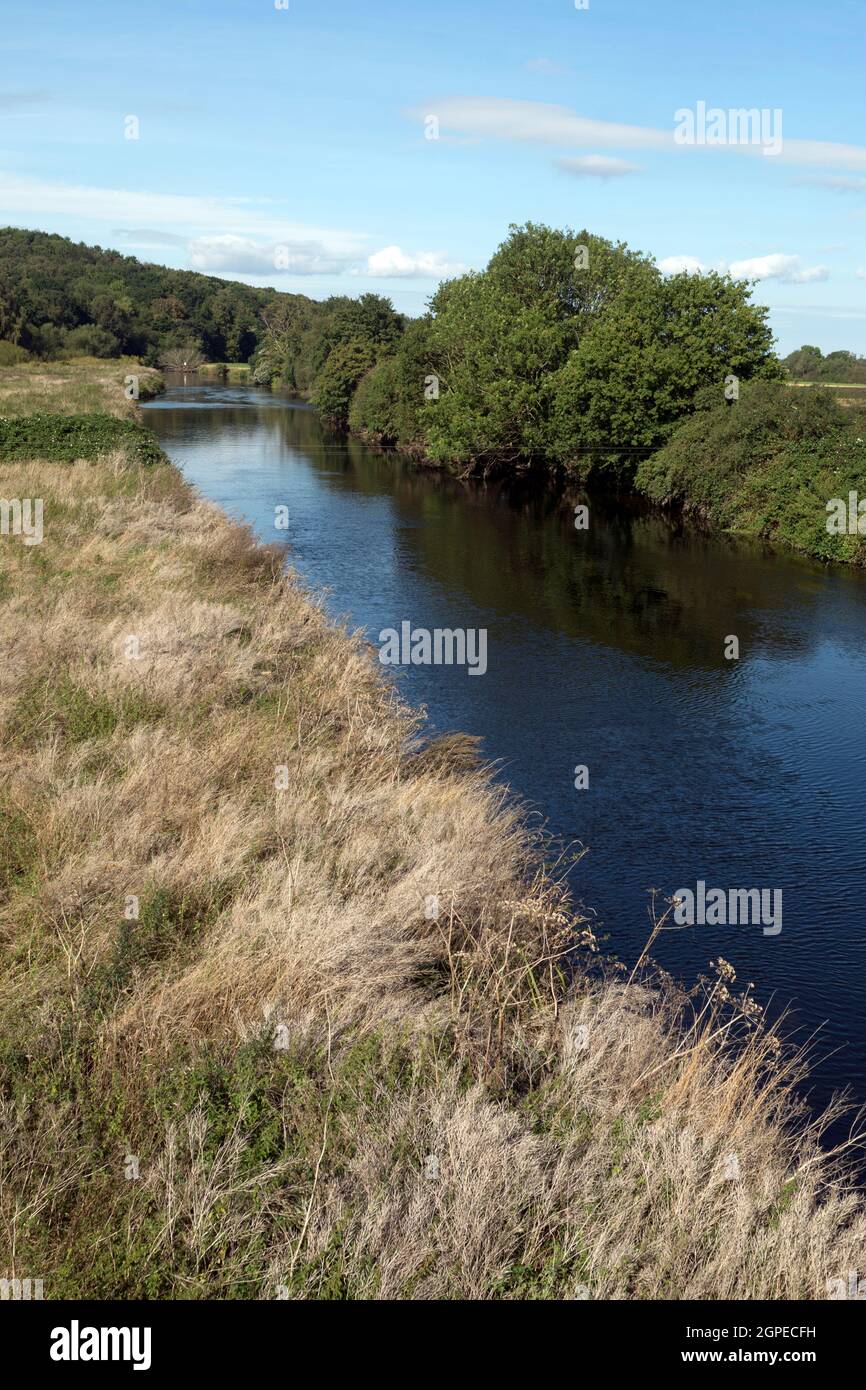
[{"xmin": 1, "ymin": 0, "xmax": 865, "ymax": 355}]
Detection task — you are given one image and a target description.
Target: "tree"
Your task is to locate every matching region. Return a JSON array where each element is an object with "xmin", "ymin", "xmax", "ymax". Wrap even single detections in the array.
[
  {"xmin": 783, "ymin": 344, "xmax": 824, "ymax": 380},
  {"xmin": 312, "ymin": 337, "xmax": 379, "ymax": 426},
  {"xmin": 548, "ymin": 270, "xmax": 780, "ymax": 476}
]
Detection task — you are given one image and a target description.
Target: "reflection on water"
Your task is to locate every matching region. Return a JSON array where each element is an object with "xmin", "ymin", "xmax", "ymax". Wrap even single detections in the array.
[{"xmin": 145, "ymin": 379, "xmax": 866, "ymax": 1144}]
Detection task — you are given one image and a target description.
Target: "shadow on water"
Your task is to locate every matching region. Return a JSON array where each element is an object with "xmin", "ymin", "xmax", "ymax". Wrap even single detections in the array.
[{"xmin": 146, "ymin": 379, "xmax": 866, "ymax": 1162}]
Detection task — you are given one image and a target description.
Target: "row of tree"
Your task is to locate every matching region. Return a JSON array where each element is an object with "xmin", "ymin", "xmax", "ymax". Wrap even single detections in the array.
[
  {"xmin": 781, "ymin": 344, "xmax": 866, "ymax": 384},
  {"xmin": 255, "ymin": 223, "xmax": 782, "ymax": 480},
  {"xmin": 0, "ymin": 227, "xmax": 294, "ymax": 365}
]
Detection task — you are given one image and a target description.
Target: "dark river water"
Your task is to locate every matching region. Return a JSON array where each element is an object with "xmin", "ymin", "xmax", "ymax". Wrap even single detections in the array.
[{"xmin": 145, "ymin": 379, "xmax": 866, "ymax": 1147}]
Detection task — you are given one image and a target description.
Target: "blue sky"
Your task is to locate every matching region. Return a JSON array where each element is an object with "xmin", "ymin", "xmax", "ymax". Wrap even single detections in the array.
[{"xmin": 2, "ymin": 0, "xmax": 865, "ymax": 354}]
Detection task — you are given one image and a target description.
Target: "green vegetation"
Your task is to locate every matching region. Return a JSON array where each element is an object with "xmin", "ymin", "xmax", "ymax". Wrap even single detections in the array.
[
  {"xmin": 636, "ymin": 381, "xmax": 866, "ymax": 563},
  {"xmin": 253, "ymin": 221, "xmax": 866, "ymax": 563},
  {"xmin": 253, "ymin": 290, "xmax": 404, "ymax": 424},
  {"xmin": 0, "ymin": 227, "xmax": 303, "ymax": 366},
  {"xmin": 2, "ymin": 225, "xmax": 865, "ymax": 566},
  {"xmin": 782, "ymin": 343, "xmax": 866, "ymax": 384},
  {"xmin": 257, "ymin": 222, "xmax": 780, "ymax": 478},
  {"xmin": 0, "ymin": 411, "xmax": 164, "ymax": 465}
]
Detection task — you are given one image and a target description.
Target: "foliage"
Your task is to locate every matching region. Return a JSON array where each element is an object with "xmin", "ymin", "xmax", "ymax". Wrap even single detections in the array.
[
  {"xmin": 0, "ymin": 226, "xmax": 299, "ymax": 364},
  {"xmin": 0, "ymin": 339, "xmax": 32, "ymax": 366},
  {"xmin": 782, "ymin": 343, "xmax": 866, "ymax": 384},
  {"xmin": 0, "ymin": 412, "xmax": 165, "ymax": 464},
  {"xmin": 548, "ymin": 269, "xmax": 781, "ymax": 478},
  {"xmin": 255, "ymin": 222, "xmax": 781, "ymax": 478},
  {"xmin": 635, "ymin": 381, "xmax": 866, "ymax": 561},
  {"xmin": 348, "ymin": 318, "xmax": 434, "ymax": 443},
  {"xmin": 311, "ymin": 336, "xmax": 380, "ymax": 426}
]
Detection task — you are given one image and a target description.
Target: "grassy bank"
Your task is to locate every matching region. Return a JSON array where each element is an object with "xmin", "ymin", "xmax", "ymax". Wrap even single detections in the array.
[
  {"xmin": 1, "ymin": 361, "xmax": 864, "ymax": 1300},
  {"xmin": 197, "ymin": 362, "xmax": 253, "ymax": 383}
]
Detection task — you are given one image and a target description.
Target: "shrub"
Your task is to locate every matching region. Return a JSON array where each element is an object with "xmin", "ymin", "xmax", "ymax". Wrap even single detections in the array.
[
  {"xmin": 0, "ymin": 339, "xmax": 31, "ymax": 366},
  {"xmin": 0, "ymin": 413, "xmax": 165, "ymax": 465},
  {"xmin": 635, "ymin": 381, "xmax": 866, "ymax": 563}
]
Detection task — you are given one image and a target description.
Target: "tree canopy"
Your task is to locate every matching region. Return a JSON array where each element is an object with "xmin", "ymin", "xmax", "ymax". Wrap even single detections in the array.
[{"xmin": 0, "ymin": 227, "xmax": 302, "ymax": 365}]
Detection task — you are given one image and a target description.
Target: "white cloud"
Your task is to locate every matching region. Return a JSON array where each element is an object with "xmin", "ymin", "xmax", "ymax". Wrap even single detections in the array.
[
  {"xmin": 411, "ymin": 97, "xmax": 866, "ymax": 170},
  {"xmin": 416, "ymin": 98, "xmax": 669, "ymax": 152},
  {"xmin": 657, "ymin": 255, "xmax": 707, "ymax": 275},
  {"xmin": 657, "ymin": 252, "xmax": 829, "ymax": 284},
  {"xmin": 728, "ymin": 253, "xmax": 829, "ymax": 284},
  {"xmin": 857, "ymin": 268, "xmax": 866, "ymax": 280},
  {"xmin": 555, "ymin": 155, "xmax": 640, "ymax": 178},
  {"xmin": 365, "ymin": 245, "xmax": 466, "ymax": 278},
  {"xmin": 112, "ymin": 227, "xmax": 187, "ymax": 249},
  {"xmin": 188, "ymin": 233, "xmax": 356, "ymax": 276}
]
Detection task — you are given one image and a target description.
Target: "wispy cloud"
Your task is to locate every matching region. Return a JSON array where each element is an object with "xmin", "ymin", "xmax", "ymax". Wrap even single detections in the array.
[
  {"xmin": 0, "ymin": 89, "xmax": 51, "ymax": 109},
  {"xmin": 411, "ymin": 97, "xmax": 866, "ymax": 170},
  {"xmin": 0, "ymin": 171, "xmax": 367, "ymax": 252},
  {"xmin": 555, "ymin": 154, "xmax": 640, "ymax": 178},
  {"xmin": 112, "ymin": 228, "xmax": 187, "ymax": 248},
  {"xmin": 0, "ymin": 171, "xmax": 468, "ymax": 284},
  {"xmin": 794, "ymin": 175, "xmax": 866, "ymax": 191},
  {"xmin": 526, "ymin": 58, "xmax": 571, "ymax": 77}
]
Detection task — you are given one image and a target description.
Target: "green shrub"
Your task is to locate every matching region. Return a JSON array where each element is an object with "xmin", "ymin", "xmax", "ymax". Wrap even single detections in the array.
[
  {"xmin": 636, "ymin": 381, "xmax": 846, "ymax": 509},
  {"xmin": 0, "ymin": 339, "xmax": 31, "ymax": 365},
  {"xmin": 636, "ymin": 381, "xmax": 866, "ymax": 562},
  {"xmin": 0, "ymin": 412, "xmax": 165, "ymax": 464}
]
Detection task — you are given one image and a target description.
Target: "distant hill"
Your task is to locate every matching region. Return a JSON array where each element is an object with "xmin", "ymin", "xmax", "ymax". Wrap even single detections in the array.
[{"xmin": 0, "ymin": 227, "xmax": 313, "ymax": 365}]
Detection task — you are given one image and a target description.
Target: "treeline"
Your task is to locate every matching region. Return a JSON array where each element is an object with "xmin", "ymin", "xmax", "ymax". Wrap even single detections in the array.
[
  {"xmin": 255, "ymin": 222, "xmax": 782, "ymax": 479},
  {"xmin": 0, "ymin": 227, "xmax": 300, "ymax": 365},
  {"xmin": 253, "ymin": 222, "xmax": 866, "ymax": 563},
  {"xmin": 782, "ymin": 344, "xmax": 866, "ymax": 384}
]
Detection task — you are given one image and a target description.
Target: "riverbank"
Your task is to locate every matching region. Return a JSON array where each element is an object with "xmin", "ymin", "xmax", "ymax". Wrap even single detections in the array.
[
  {"xmin": 2, "ymin": 360, "xmax": 865, "ymax": 1299},
  {"xmin": 346, "ymin": 379, "xmax": 866, "ymax": 567}
]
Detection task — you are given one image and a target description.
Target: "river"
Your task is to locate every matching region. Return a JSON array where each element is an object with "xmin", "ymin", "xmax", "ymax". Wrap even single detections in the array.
[{"xmin": 144, "ymin": 378, "xmax": 866, "ymax": 1148}]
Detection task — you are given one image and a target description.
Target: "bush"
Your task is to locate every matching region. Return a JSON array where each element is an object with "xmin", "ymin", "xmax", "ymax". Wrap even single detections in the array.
[
  {"xmin": 348, "ymin": 317, "xmax": 434, "ymax": 447},
  {"xmin": 62, "ymin": 324, "xmax": 121, "ymax": 358},
  {"xmin": 635, "ymin": 381, "xmax": 866, "ymax": 562},
  {"xmin": 0, "ymin": 413, "xmax": 165, "ymax": 465},
  {"xmin": 0, "ymin": 339, "xmax": 31, "ymax": 365},
  {"xmin": 636, "ymin": 381, "xmax": 846, "ymax": 510}
]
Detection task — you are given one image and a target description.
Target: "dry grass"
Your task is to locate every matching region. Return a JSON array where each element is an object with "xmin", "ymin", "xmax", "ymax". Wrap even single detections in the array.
[
  {"xmin": 0, "ymin": 363, "xmax": 864, "ymax": 1299},
  {"xmin": 0, "ymin": 357, "xmax": 163, "ymax": 419}
]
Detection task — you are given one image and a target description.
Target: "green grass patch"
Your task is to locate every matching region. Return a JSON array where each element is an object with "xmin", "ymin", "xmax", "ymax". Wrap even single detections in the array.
[
  {"xmin": 0, "ymin": 412, "xmax": 165, "ymax": 464},
  {"xmin": 8, "ymin": 674, "xmax": 165, "ymax": 748}
]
